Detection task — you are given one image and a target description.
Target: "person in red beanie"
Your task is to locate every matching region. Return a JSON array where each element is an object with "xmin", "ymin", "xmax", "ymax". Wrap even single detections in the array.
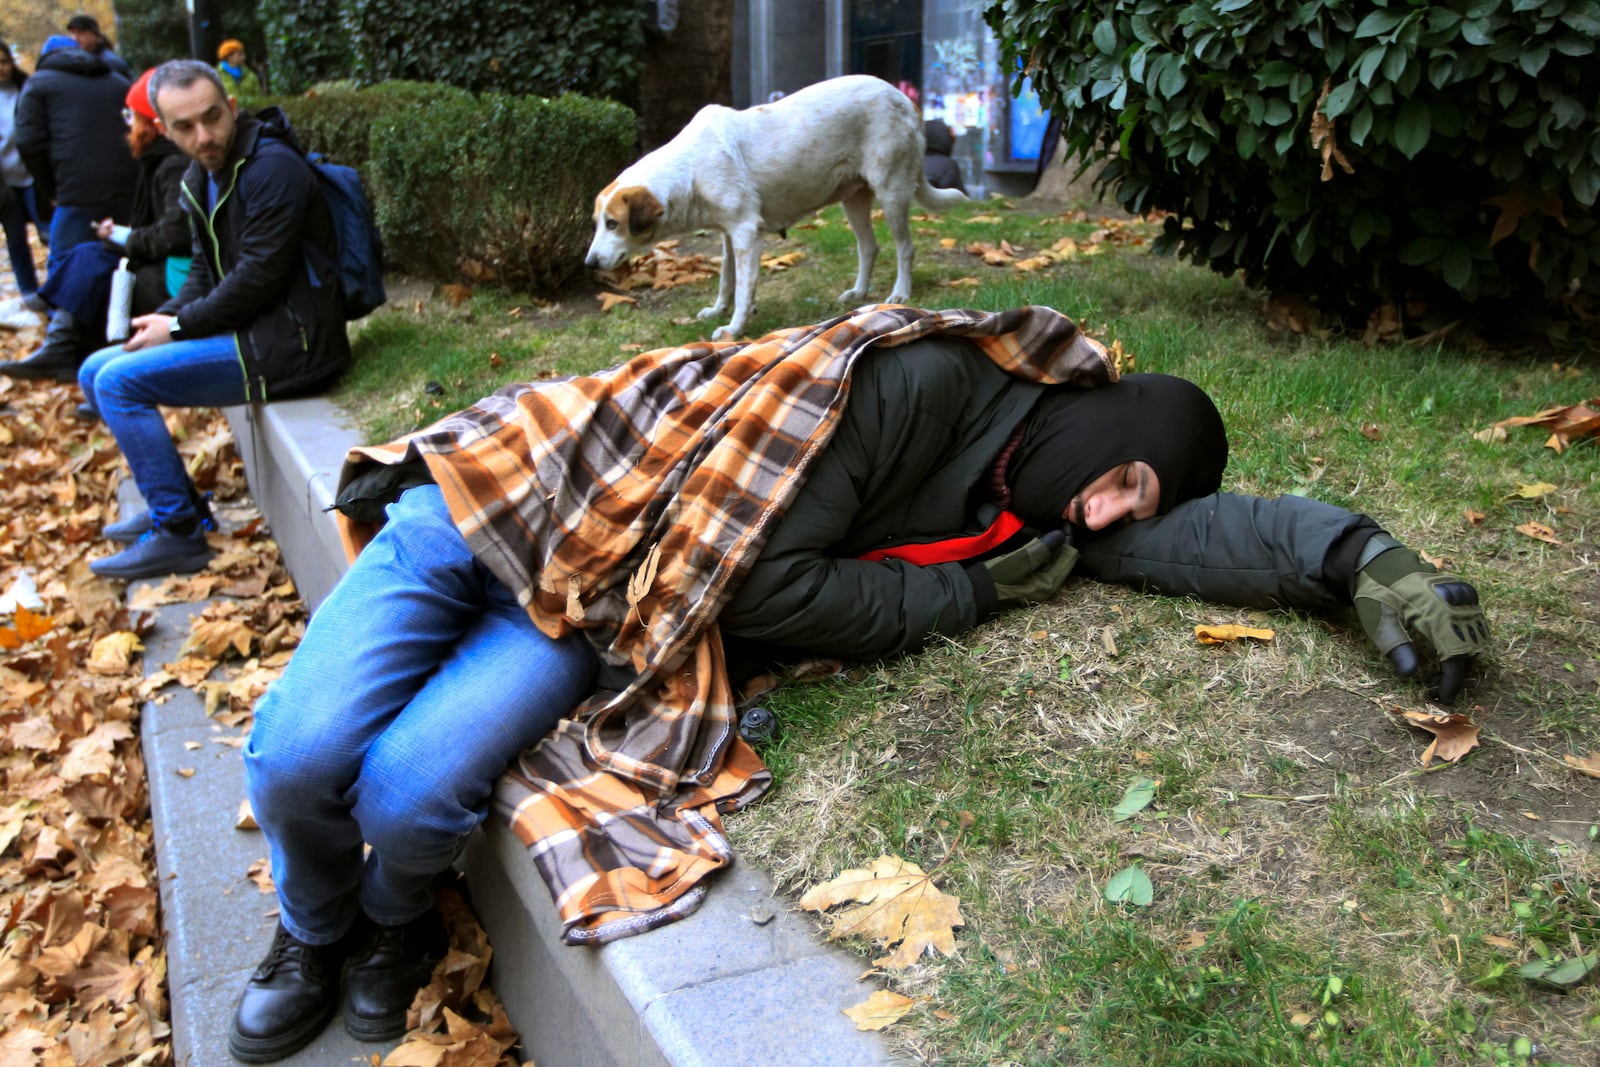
[{"xmin": 0, "ymin": 67, "xmax": 192, "ymax": 383}]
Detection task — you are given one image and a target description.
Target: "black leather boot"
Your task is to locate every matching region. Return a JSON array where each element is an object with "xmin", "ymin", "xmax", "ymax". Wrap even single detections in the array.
[
  {"xmin": 227, "ymin": 923, "xmax": 344, "ymax": 1063},
  {"xmin": 342, "ymin": 911, "xmax": 447, "ymax": 1042},
  {"xmin": 0, "ymin": 310, "xmax": 81, "ymax": 382}
]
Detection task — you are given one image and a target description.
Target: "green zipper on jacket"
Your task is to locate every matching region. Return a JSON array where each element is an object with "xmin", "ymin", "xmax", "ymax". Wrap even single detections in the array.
[{"xmin": 180, "ymin": 158, "xmax": 259, "ymax": 402}]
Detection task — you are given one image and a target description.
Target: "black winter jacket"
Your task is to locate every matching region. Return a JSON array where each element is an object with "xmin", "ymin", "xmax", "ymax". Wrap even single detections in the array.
[
  {"xmin": 162, "ymin": 108, "xmax": 350, "ymax": 402},
  {"xmin": 720, "ymin": 338, "xmax": 1377, "ymax": 662},
  {"xmin": 721, "ymin": 337, "xmax": 1046, "ymax": 659},
  {"xmin": 122, "ymin": 138, "xmax": 191, "ymax": 313},
  {"xmin": 13, "ymin": 47, "xmax": 135, "ymax": 217}
]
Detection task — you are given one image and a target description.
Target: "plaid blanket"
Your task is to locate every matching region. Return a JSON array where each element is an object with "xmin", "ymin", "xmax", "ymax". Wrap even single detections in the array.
[{"xmin": 337, "ymin": 304, "xmax": 1114, "ymax": 942}]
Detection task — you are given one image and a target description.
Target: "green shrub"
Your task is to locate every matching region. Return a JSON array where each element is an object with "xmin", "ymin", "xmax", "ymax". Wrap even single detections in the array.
[
  {"xmin": 366, "ymin": 91, "xmax": 636, "ymax": 293},
  {"xmin": 985, "ymin": 0, "xmax": 1600, "ymax": 322},
  {"xmin": 260, "ymin": 81, "xmax": 472, "ymax": 170},
  {"xmin": 260, "ymin": 0, "xmax": 357, "ymax": 93},
  {"xmin": 344, "ymin": 0, "xmax": 642, "ymax": 106}
]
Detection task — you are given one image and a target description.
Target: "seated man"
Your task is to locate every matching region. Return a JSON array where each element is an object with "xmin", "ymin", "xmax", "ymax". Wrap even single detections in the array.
[
  {"xmin": 80, "ymin": 59, "xmax": 349, "ymax": 581},
  {"xmin": 227, "ymin": 305, "xmax": 1488, "ymax": 1063}
]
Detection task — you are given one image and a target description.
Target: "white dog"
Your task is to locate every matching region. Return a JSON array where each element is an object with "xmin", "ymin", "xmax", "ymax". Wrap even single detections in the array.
[{"xmin": 585, "ymin": 75, "xmax": 967, "ymax": 340}]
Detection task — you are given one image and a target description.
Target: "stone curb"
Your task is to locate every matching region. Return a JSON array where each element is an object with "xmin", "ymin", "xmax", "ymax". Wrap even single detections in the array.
[{"xmin": 143, "ymin": 396, "xmax": 900, "ymax": 1066}]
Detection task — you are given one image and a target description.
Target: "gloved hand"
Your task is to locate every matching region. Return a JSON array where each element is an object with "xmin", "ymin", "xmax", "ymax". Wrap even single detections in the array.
[
  {"xmin": 1354, "ymin": 535, "xmax": 1489, "ymax": 702},
  {"xmin": 970, "ymin": 528, "xmax": 1080, "ymax": 609}
]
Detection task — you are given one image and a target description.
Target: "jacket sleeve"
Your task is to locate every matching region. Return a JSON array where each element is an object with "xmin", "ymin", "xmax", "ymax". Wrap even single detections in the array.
[
  {"xmin": 125, "ymin": 155, "xmax": 192, "ymax": 263},
  {"xmin": 171, "ymin": 147, "xmax": 316, "ymax": 336},
  {"xmin": 1074, "ymin": 491, "xmax": 1379, "ymax": 610},
  {"xmin": 14, "ymin": 83, "xmax": 54, "ymax": 201},
  {"xmin": 717, "ymin": 434, "xmax": 981, "ymax": 659}
]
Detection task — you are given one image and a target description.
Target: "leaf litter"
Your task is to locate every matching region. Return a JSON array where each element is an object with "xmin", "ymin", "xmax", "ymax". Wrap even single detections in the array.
[{"xmin": 1, "ymin": 351, "xmax": 532, "ymax": 1063}]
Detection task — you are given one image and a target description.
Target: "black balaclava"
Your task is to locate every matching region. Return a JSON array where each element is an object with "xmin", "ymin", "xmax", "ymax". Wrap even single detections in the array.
[{"xmin": 1004, "ymin": 373, "xmax": 1229, "ymax": 529}]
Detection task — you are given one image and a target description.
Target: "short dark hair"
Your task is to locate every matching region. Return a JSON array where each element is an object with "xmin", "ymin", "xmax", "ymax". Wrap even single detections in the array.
[
  {"xmin": 65, "ymin": 14, "xmax": 100, "ymax": 33},
  {"xmin": 147, "ymin": 59, "xmax": 227, "ymax": 118}
]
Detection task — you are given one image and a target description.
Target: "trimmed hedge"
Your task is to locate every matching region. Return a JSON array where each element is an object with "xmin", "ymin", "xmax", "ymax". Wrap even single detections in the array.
[
  {"xmin": 366, "ymin": 92, "xmax": 636, "ymax": 293},
  {"xmin": 261, "ymin": 81, "xmax": 473, "ymax": 170},
  {"xmin": 266, "ymin": 84, "xmax": 635, "ymax": 295},
  {"xmin": 986, "ymin": 0, "xmax": 1600, "ymax": 320}
]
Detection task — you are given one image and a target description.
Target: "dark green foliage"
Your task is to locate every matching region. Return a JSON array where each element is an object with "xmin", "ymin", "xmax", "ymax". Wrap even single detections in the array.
[
  {"xmin": 116, "ymin": 0, "xmax": 191, "ymax": 70},
  {"xmin": 985, "ymin": 0, "xmax": 1600, "ymax": 320},
  {"xmin": 345, "ymin": 0, "xmax": 642, "ymax": 106},
  {"xmin": 259, "ymin": 0, "xmax": 357, "ymax": 93},
  {"xmin": 118, "ymin": 0, "xmax": 272, "ymax": 76},
  {"xmin": 366, "ymin": 91, "xmax": 636, "ymax": 292},
  {"xmin": 263, "ymin": 83, "xmax": 635, "ymax": 294}
]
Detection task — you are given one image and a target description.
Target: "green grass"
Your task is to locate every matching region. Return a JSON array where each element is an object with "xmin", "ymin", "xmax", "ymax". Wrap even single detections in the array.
[{"xmin": 337, "ymin": 198, "xmax": 1600, "ymax": 1066}]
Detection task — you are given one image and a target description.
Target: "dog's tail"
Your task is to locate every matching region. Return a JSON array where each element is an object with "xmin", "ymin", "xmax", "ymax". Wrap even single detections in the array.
[{"xmin": 915, "ymin": 181, "xmax": 968, "ymax": 211}]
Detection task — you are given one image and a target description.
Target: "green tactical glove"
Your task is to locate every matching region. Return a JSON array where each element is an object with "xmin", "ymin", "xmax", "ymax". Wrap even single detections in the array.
[
  {"xmin": 974, "ymin": 529, "xmax": 1080, "ymax": 608},
  {"xmin": 1354, "ymin": 534, "xmax": 1489, "ymax": 703}
]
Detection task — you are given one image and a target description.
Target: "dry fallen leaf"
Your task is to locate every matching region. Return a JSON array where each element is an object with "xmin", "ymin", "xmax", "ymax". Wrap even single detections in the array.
[
  {"xmin": 595, "ymin": 291, "xmax": 638, "ymax": 314},
  {"xmin": 760, "ymin": 251, "xmax": 806, "ymax": 271},
  {"xmin": 1389, "ymin": 707, "xmax": 1481, "ymax": 766},
  {"xmin": 86, "ymin": 632, "xmax": 145, "ymax": 675},
  {"xmin": 1563, "ymin": 752, "xmax": 1600, "ymax": 779},
  {"xmin": 1463, "ymin": 509, "xmax": 1486, "ymax": 526},
  {"xmin": 842, "ymin": 989, "xmax": 919, "ymax": 1031},
  {"xmin": 799, "ymin": 855, "xmax": 965, "ymax": 969},
  {"xmin": 1510, "ymin": 481, "xmax": 1559, "ymax": 500},
  {"xmin": 1515, "ymin": 521, "xmax": 1561, "ymax": 545},
  {"xmin": 1195, "ymin": 624, "xmax": 1276, "ymax": 645}
]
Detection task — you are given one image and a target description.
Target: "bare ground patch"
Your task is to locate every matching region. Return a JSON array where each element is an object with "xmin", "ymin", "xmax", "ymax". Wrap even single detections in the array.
[{"xmin": 1269, "ymin": 681, "xmax": 1600, "ymax": 847}]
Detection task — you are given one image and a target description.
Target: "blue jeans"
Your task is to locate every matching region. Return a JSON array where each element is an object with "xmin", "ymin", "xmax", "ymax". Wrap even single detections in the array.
[
  {"xmin": 45, "ymin": 204, "xmax": 97, "ymax": 280},
  {"xmin": 2, "ymin": 185, "xmax": 39, "ymax": 295},
  {"xmin": 245, "ymin": 485, "xmax": 598, "ymax": 944},
  {"xmin": 78, "ymin": 334, "xmax": 245, "ymax": 526}
]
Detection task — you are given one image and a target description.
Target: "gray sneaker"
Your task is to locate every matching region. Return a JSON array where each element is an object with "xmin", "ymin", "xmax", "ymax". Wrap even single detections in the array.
[
  {"xmin": 102, "ymin": 509, "xmax": 156, "ymax": 543},
  {"xmin": 89, "ymin": 526, "xmax": 213, "ymax": 580}
]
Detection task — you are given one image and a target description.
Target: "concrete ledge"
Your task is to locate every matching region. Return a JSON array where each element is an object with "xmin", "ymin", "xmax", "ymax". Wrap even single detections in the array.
[{"xmin": 218, "ymin": 397, "xmax": 898, "ymax": 1066}]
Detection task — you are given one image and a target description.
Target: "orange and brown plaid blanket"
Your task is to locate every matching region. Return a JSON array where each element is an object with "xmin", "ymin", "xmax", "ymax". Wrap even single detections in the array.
[{"xmin": 337, "ymin": 304, "xmax": 1114, "ymax": 942}]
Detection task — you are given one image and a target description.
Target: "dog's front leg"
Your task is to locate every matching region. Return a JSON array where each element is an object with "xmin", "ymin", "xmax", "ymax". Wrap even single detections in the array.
[
  {"xmin": 697, "ymin": 232, "xmax": 737, "ymax": 324},
  {"xmin": 711, "ymin": 227, "xmax": 762, "ymax": 340}
]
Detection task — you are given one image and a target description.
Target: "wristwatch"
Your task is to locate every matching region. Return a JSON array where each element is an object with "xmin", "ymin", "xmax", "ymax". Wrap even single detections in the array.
[{"xmin": 168, "ymin": 316, "xmax": 184, "ymax": 340}]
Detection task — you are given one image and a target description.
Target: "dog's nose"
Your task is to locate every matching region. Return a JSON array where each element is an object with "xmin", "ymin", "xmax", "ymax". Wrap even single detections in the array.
[{"xmin": 584, "ymin": 253, "xmax": 599, "ymax": 269}]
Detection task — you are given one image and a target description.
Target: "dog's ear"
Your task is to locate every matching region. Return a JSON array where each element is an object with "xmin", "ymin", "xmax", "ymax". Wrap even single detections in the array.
[{"xmin": 620, "ymin": 187, "xmax": 664, "ymax": 239}]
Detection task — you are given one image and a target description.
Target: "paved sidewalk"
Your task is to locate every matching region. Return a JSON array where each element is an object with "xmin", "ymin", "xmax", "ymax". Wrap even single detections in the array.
[{"xmin": 132, "ymin": 503, "xmax": 378, "ymax": 1066}]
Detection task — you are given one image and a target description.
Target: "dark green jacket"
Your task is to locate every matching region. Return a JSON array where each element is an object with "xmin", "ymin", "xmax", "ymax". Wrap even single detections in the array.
[{"xmin": 720, "ymin": 338, "xmax": 1375, "ymax": 662}]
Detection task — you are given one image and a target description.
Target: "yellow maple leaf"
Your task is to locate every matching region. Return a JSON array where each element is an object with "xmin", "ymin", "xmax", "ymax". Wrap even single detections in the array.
[
  {"xmin": 1194, "ymin": 624, "xmax": 1276, "ymax": 645},
  {"xmin": 799, "ymin": 855, "xmax": 964, "ymax": 969},
  {"xmin": 86, "ymin": 631, "xmax": 145, "ymax": 675},
  {"xmin": 843, "ymin": 989, "xmax": 919, "ymax": 1031},
  {"xmin": 1510, "ymin": 481, "xmax": 1559, "ymax": 500},
  {"xmin": 938, "ymin": 237, "xmax": 957, "ymax": 249}
]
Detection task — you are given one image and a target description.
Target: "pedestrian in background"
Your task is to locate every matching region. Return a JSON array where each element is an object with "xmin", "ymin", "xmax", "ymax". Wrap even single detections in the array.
[
  {"xmin": 65, "ymin": 14, "xmax": 133, "ymax": 79},
  {"xmin": 0, "ymin": 42, "xmax": 42, "ymax": 318},
  {"xmin": 14, "ymin": 34, "xmax": 136, "ymax": 278},
  {"xmin": 215, "ymin": 39, "xmax": 262, "ymax": 105}
]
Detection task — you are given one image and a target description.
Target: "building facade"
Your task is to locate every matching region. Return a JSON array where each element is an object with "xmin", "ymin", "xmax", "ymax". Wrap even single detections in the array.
[{"xmin": 732, "ymin": 0, "xmax": 1049, "ymax": 198}]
